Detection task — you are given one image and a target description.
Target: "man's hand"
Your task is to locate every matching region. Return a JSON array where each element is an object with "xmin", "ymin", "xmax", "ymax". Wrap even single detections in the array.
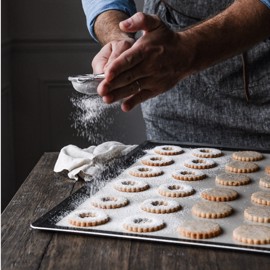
[{"xmin": 97, "ymin": 13, "xmax": 189, "ymax": 112}]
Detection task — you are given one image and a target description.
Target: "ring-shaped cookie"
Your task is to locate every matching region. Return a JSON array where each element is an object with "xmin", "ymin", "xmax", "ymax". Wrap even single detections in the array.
[
  {"xmin": 123, "ymin": 215, "xmax": 165, "ymax": 233},
  {"xmin": 191, "ymin": 148, "xmax": 222, "ymax": 158},
  {"xmin": 158, "ymin": 183, "xmax": 194, "ymax": 198},
  {"xmin": 113, "ymin": 179, "xmax": 149, "ymax": 192},
  {"xmin": 184, "ymin": 158, "xmax": 216, "ymax": 169},
  {"xmin": 68, "ymin": 209, "xmax": 109, "ymax": 227},
  {"xmin": 129, "ymin": 166, "xmax": 163, "ymax": 177},
  {"xmin": 172, "ymin": 169, "xmax": 206, "ymax": 181},
  {"xmin": 153, "ymin": 145, "xmax": 183, "ymax": 156},
  {"xmin": 91, "ymin": 195, "xmax": 129, "ymax": 209},
  {"xmin": 141, "ymin": 198, "xmax": 181, "ymax": 214},
  {"xmin": 141, "ymin": 155, "xmax": 174, "ymax": 166}
]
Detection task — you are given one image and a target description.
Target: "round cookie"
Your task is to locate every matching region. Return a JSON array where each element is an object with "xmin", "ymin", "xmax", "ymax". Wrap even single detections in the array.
[
  {"xmin": 244, "ymin": 205, "xmax": 270, "ymax": 223},
  {"xmin": 129, "ymin": 166, "xmax": 163, "ymax": 177},
  {"xmin": 192, "ymin": 201, "xmax": 233, "ymax": 219},
  {"xmin": 251, "ymin": 191, "xmax": 270, "ymax": 206},
  {"xmin": 233, "ymin": 224, "xmax": 270, "ymax": 245},
  {"xmin": 123, "ymin": 216, "xmax": 165, "ymax": 233},
  {"xmin": 201, "ymin": 187, "xmax": 238, "ymax": 202},
  {"xmin": 225, "ymin": 161, "xmax": 259, "ymax": 173},
  {"xmin": 232, "ymin": 151, "xmax": 263, "ymax": 162},
  {"xmin": 266, "ymin": 165, "xmax": 270, "ymax": 175},
  {"xmin": 158, "ymin": 183, "xmax": 194, "ymax": 198},
  {"xmin": 153, "ymin": 145, "xmax": 183, "ymax": 156},
  {"xmin": 215, "ymin": 172, "xmax": 250, "ymax": 186},
  {"xmin": 141, "ymin": 198, "xmax": 181, "ymax": 214},
  {"xmin": 113, "ymin": 179, "xmax": 149, "ymax": 192},
  {"xmin": 259, "ymin": 175, "xmax": 270, "ymax": 189},
  {"xmin": 184, "ymin": 158, "xmax": 216, "ymax": 170},
  {"xmin": 91, "ymin": 195, "xmax": 129, "ymax": 209},
  {"xmin": 172, "ymin": 169, "xmax": 206, "ymax": 181},
  {"xmin": 178, "ymin": 220, "xmax": 222, "ymax": 239},
  {"xmin": 68, "ymin": 209, "xmax": 109, "ymax": 227},
  {"xmin": 191, "ymin": 148, "xmax": 222, "ymax": 158},
  {"xmin": 141, "ymin": 155, "xmax": 174, "ymax": 166}
]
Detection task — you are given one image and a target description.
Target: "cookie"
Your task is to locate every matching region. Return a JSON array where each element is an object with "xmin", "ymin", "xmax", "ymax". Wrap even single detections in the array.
[
  {"xmin": 251, "ymin": 191, "xmax": 270, "ymax": 206},
  {"xmin": 153, "ymin": 145, "xmax": 183, "ymax": 155},
  {"xmin": 113, "ymin": 179, "xmax": 149, "ymax": 192},
  {"xmin": 141, "ymin": 198, "xmax": 181, "ymax": 214},
  {"xmin": 91, "ymin": 195, "xmax": 129, "ymax": 209},
  {"xmin": 201, "ymin": 187, "xmax": 238, "ymax": 202},
  {"xmin": 158, "ymin": 183, "xmax": 194, "ymax": 198},
  {"xmin": 233, "ymin": 224, "xmax": 270, "ymax": 245},
  {"xmin": 215, "ymin": 172, "xmax": 250, "ymax": 186},
  {"xmin": 191, "ymin": 148, "xmax": 222, "ymax": 158},
  {"xmin": 68, "ymin": 209, "xmax": 109, "ymax": 227},
  {"xmin": 244, "ymin": 205, "xmax": 270, "ymax": 223},
  {"xmin": 184, "ymin": 158, "xmax": 216, "ymax": 169},
  {"xmin": 259, "ymin": 175, "xmax": 270, "ymax": 189},
  {"xmin": 225, "ymin": 161, "xmax": 259, "ymax": 173},
  {"xmin": 178, "ymin": 220, "xmax": 222, "ymax": 239},
  {"xmin": 123, "ymin": 216, "xmax": 165, "ymax": 233},
  {"xmin": 192, "ymin": 201, "xmax": 233, "ymax": 219},
  {"xmin": 232, "ymin": 151, "xmax": 263, "ymax": 162},
  {"xmin": 129, "ymin": 166, "xmax": 163, "ymax": 177},
  {"xmin": 265, "ymin": 165, "xmax": 270, "ymax": 175},
  {"xmin": 172, "ymin": 169, "xmax": 206, "ymax": 181},
  {"xmin": 141, "ymin": 155, "xmax": 174, "ymax": 166}
]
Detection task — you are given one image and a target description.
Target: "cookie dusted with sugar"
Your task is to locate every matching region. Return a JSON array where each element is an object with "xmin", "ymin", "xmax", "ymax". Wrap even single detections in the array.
[
  {"xmin": 232, "ymin": 151, "xmax": 263, "ymax": 162},
  {"xmin": 244, "ymin": 205, "xmax": 270, "ymax": 223},
  {"xmin": 184, "ymin": 158, "xmax": 216, "ymax": 169},
  {"xmin": 191, "ymin": 148, "xmax": 222, "ymax": 158},
  {"xmin": 123, "ymin": 216, "xmax": 165, "ymax": 233},
  {"xmin": 141, "ymin": 198, "xmax": 181, "ymax": 214},
  {"xmin": 91, "ymin": 195, "xmax": 129, "ymax": 209},
  {"xmin": 178, "ymin": 220, "xmax": 222, "ymax": 239},
  {"xmin": 172, "ymin": 169, "xmax": 206, "ymax": 181},
  {"xmin": 225, "ymin": 161, "xmax": 259, "ymax": 173},
  {"xmin": 129, "ymin": 165, "xmax": 163, "ymax": 177},
  {"xmin": 233, "ymin": 224, "xmax": 270, "ymax": 245},
  {"xmin": 153, "ymin": 145, "xmax": 183, "ymax": 155},
  {"xmin": 113, "ymin": 179, "xmax": 149, "ymax": 192},
  {"xmin": 215, "ymin": 172, "xmax": 251, "ymax": 186},
  {"xmin": 259, "ymin": 175, "xmax": 270, "ymax": 189},
  {"xmin": 192, "ymin": 201, "xmax": 233, "ymax": 219},
  {"xmin": 201, "ymin": 187, "xmax": 238, "ymax": 202},
  {"xmin": 68, "ymin": 209, "xmax": 109, "ymax": 227},
  {"xmin": 158, "ymin": 183, "xmax": 194, "ymax": 198},
  {"xmin": 251, "ymin": 191, "xmax": 270, "ymax": 206},
  {"xmin": 141, "ymin": 155, "xmax": 174, "ymax": 166}
]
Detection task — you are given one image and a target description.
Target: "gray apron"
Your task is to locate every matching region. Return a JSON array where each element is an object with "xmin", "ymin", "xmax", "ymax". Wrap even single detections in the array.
[{"xmin": 142, "ymin": 0, "xmax": 270, "ymax": 148}]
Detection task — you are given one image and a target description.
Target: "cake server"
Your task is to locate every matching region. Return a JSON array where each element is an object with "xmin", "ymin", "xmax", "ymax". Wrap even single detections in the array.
[{"xmin": 68, "ymin": 73, "xmax": 105, "ymax": 95}]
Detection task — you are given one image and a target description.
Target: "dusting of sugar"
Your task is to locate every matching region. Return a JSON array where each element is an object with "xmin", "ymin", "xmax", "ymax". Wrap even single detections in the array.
[{"xmin": 70, "ymin": 95, "xmax": 120, "ymax": 144}]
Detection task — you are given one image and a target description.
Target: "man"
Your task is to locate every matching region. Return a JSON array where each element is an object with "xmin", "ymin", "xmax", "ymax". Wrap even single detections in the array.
[{"xmin": 82, "ymin": 0, "xmax": 270, "ymax": 148}]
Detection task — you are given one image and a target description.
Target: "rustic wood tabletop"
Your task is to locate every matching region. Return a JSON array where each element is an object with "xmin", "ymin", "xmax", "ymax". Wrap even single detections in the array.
[{"xmin": 1, "ymin": 153, "xmax": 270, "ymax": 270}]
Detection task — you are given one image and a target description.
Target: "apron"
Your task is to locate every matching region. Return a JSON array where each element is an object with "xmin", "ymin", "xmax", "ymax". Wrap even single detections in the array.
[{"xmin": 141, "ymin": 0, "xmax": 270, "ymax": 148}]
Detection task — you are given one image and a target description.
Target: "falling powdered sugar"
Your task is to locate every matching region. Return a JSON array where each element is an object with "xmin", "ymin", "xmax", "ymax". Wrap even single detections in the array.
[{"xmin": 70, "ymin": 95, "xmax": 120, "ymax": 144}]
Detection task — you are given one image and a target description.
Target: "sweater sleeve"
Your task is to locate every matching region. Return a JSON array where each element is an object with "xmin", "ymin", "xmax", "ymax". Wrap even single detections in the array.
[{"xmin": 81, "ymin": 0, "xmax": 137, "ymax": 41}]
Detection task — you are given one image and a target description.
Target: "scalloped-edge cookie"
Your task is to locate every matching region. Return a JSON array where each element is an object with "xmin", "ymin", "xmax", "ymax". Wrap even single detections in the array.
[
  {"xmin": 91, "ymin": 195, "xmax": 129, "ymax": 209},
  {"xmin": 232, "ymin": 151, "xmax": 263, "ymax": 162},
  {"xmin": 225, "ymin": 161, "xmax": 259, "ymax": 173},
  {"xmin": 191, "ymin": 148, "xmax": 222, "ymax": 158},
  {"xmin": 153, "ymin": 145, "xmax": 183, "ymax": 156},
  {"xmin": 129, "ymin": 166, "xmax": 163, "ymax": 177},
  {"xmin": 141, "ymin": 155, "xmax": 174, "ymax": 166},
  {"xmin": 244, "ymin": 205, "xmax": 270, "ymax": 223},
  {"xmin": 215, "ymin": 172, "xmax": 250, "ymax": 186},
  {"xmin": 259, "ymin": 175, "xmax": 270, "ymax": 189},
  {"xmin": 251, "ymin": 191, "xmax": 270, "ymax": 206},
  {"xmin": 201, "ymin": 187, "xmax": 238, "ymax": 202},
  {"xmin": 141, "ymin": 198, "xmax": 181, "ymax": 214},
  {"xmin": 113, "ymin": 179, "xmax": 150, "ymax": 192},
  {"xmin": 172, "ymin": 169, "xmax": 206, "ymax": 181},
  {"xmin": 158, "ymin": 183, "xmax": 194, "ymax": 198},
  {"xmin": 184, "ymin": 158, "xmax": 216, "ymax": 169}
]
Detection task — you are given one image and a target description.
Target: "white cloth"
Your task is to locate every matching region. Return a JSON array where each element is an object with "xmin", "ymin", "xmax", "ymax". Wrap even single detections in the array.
[{"xmin": 54, "ymin": 141, "xmax": 137, "ymax": 181}]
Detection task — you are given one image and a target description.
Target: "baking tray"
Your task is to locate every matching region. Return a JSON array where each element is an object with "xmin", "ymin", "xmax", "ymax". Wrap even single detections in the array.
[{"xmin": 31, "ymin": 141, "xmax": 270, "ymax": 254}]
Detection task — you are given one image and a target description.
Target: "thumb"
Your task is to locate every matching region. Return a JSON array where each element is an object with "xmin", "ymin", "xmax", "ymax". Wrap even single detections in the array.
[{"xmin": 119, "ymin": 12, "xmax": 162, "ymax": 33}]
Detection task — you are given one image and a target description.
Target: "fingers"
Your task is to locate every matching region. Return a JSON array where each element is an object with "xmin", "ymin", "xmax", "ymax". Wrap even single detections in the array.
[{"xmin": 120, "ymin": 12, "xmax": 162, "ymax": 33}]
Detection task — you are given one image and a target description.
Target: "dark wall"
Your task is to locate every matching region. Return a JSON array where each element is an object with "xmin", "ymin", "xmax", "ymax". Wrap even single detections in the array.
[{"xmin": 1, "ymin": 0, "xmax": 146, "ymax": 210}]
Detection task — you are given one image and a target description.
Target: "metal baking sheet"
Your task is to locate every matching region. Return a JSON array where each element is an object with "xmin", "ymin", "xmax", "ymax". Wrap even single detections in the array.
[{"xmin": 31, "ymin": 141, "xmax": 270, "ymax": 254}]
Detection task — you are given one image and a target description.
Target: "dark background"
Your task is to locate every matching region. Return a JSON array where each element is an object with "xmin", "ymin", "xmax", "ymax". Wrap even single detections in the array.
[{"xmin": 1, "ymin": 0, "xmax": 146, "ymax": 210}]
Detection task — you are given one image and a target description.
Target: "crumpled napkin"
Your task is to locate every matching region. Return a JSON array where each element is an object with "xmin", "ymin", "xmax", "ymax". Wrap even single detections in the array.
[{"xmin": 54, "ymin": 141, "xmax": 137, "ymax": 181}]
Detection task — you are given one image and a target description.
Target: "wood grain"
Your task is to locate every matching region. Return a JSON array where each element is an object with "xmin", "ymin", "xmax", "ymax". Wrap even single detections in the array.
[{"xmin": 1, "ymin": 153, "xmax": 270, "ymax": 270}]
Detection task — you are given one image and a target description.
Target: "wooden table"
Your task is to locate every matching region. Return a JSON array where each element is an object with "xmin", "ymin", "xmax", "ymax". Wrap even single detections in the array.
[{"xmin": 2, "ymin": 153, "xmax": 270, "ymax": 270}]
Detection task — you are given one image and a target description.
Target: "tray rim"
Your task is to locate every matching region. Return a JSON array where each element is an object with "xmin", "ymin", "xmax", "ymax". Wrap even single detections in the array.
[{"xmin": 31, "ymin": 140, "xmax": 270, "ymax": 254}]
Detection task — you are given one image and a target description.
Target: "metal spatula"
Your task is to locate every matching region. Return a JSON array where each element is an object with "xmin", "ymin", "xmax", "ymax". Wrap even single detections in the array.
[{"xmin": 68, "ymin": 73, "xmax": 105, "ymax": 95}]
